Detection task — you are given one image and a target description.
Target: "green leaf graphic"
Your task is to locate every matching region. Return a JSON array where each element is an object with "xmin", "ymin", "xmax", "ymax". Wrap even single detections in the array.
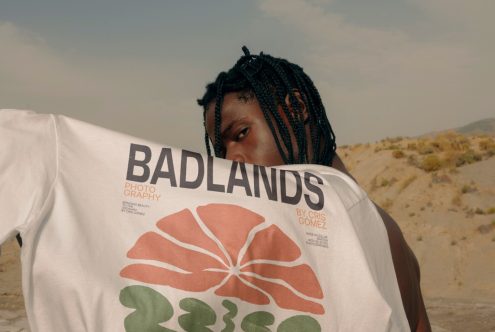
[
  {"xmin": 241, "ymin": 311, "xmax": 275, "ymax": 332},
  {"xmin": 120, "ymin": 285, "xmax": 175, "ymax": 332},
  {"xmin": 178, "ymin": 297, "xmax": 217, "ymax": 332},
  {"xmin": 221, "ymin": 300, "xmax": 238, "ymax": 332},
  {"xmin": 277, "ymin": 315, "xmax": 321, "ymax": 332}
]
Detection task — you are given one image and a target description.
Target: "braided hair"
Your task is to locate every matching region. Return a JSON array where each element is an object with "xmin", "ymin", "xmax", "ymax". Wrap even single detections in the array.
[{"xmin": 197, "ymin": 46, "xmax": 337, "ymax": 166}]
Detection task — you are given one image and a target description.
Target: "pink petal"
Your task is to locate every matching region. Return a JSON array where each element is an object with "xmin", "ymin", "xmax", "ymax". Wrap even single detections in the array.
[
  {"xmin": 214, "ymin": 275, "xmax": 270, "ymax": 305},
  {"xmin": 127, "ymin": 232, "xmax": 226, "ymax": 272},
  {"xmin": 121, "ymin": 264, "xmax": 227, "ymax": 292},
  {"xmin": 241, "ymin": 263, "xmax": 323, "ymax": 299},
  {"xmin": 197, "ymin": 204, "xmax": 264, "ymax": 265},
  {"xmin": 156, "ymin": 208, "xmax": 228, "ymax": 265},
  {"xmin": 241, "ymin": 275, "xmax": 325, "ymax": 315},
  {"xmin": 240, "ymin": 225, "xmax": 301, "ymax": 266}
]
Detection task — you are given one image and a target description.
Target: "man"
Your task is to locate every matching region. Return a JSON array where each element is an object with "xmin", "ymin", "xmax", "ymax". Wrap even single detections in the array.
[{"xmin": 197, "ymin": 46, "xmax": 431, "ymax": 331}]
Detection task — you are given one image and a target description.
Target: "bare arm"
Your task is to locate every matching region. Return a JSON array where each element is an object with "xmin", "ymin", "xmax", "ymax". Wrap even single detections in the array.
[{"xmin": 375, "ymin": 204, "xmax": 431, "ymax": 332}]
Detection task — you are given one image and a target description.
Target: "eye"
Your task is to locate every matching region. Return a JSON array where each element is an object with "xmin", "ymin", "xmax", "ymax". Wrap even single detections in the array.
[{"xmin": 235, "ymin": 127, "xmax": 249, "ymax": 141}]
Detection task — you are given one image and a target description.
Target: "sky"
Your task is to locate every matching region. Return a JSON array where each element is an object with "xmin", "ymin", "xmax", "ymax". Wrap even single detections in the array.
[{"xmin": 1, "ymin": 0, "xmax": 493, "ymax": 152}]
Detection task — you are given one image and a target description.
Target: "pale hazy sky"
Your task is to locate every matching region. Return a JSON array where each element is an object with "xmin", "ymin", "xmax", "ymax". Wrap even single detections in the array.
[{"xmin": 1, "ymin": 0, "xmax": 493, "ymax": 152}]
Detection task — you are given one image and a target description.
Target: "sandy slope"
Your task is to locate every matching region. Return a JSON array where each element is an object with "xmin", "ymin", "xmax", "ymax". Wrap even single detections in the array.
[{"xmin": 339, "ymin": 136, "xmax": 495, "ymax": 303}]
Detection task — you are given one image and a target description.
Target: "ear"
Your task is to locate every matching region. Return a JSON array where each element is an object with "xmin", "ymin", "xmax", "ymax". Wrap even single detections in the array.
[{"xmin": 284, "ymin": 90, "xmax": 309, "ymax": 123}]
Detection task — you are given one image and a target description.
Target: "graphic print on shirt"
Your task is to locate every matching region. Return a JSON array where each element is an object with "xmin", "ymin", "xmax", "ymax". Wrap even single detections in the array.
[{"xmin": 120, "ymin": 203, "xmax": 325, "ymax": 330}]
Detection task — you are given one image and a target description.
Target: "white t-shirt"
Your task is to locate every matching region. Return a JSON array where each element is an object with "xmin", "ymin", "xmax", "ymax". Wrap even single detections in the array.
[{"xmin": 0, "ymin": 109, "xmax": 409, "ymax": 331}]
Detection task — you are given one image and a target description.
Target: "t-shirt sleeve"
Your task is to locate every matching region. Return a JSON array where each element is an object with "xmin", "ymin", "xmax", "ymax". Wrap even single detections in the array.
[
  {"xmin": 0, "ymin": 110, "xmax": 58, "ymax": 244},
  {"xmin": 347, "ymin": 196, "xmax": 410, "ymax": 331}
]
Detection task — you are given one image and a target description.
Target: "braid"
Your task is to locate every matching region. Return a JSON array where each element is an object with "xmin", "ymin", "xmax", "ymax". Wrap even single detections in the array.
[
  {"xmin": 260, "ymin": 56, "xmax": 307, "ymax": 163},
  {"xmin": 237, "ymin": 64, "xmax": 291, "ymax": 164},
  {"xmin": 290, "ymin": 64, "xmax": 323, "ymax": 163},
  {"xmin": 260, "ymin": 67, "xmax": 301, "ymax": 163},
  {"xmin": 203, "ymin": 108, "xmax": 211, "ymax": 156},
  {"xmin": 197, "ymin": 46, "xmax": 337, "ymax": 166},
  {"xmin": 214, "ymin": 75, "xmax": 225, "ymax": 157}
]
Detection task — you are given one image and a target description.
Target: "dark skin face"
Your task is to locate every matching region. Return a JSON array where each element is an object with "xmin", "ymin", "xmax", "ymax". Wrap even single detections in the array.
[
  {"xmin": 205, "ymin": 92, "xmax": 286, "ymax": 166},
  {"xmin": 205, "ymin": 91, "xmax": 431, "ymax": 332}
]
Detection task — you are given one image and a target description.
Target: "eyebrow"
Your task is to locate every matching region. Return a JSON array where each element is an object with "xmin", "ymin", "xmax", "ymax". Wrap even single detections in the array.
[
  {"xmin": 220, "ymin": 115, "xmax": 249, "ymax": 140},
  {"xmin": 220, "ymin": 122, "xmax": 234, "ymax": 140},
  {"xmin": 206, "ymin": 119, "xmax": 234, "ymax": 146}
]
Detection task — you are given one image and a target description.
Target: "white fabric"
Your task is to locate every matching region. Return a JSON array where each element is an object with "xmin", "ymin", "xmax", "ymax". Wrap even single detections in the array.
[{"xmin": 0, "ymin": 109, "xmax": 409, "ymax": 331}]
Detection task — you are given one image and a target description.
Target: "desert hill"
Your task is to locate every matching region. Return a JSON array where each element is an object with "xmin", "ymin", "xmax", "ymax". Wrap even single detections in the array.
[
  {"xmin": 338, "ymin": 132, "xmax": 495, "ymax": 301},
  {"xmin": 423, "ymin": 118, "xmax": 495, "ymax": 138},
  {"xmin": 456, "ymin": 118, "xmax": 495, "ymax": 136}
]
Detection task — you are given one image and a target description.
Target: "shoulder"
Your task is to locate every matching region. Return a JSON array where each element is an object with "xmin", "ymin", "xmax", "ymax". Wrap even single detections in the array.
[{"xmin": 284, "ymin": 163, "xmax": 368, "ymax": 210}]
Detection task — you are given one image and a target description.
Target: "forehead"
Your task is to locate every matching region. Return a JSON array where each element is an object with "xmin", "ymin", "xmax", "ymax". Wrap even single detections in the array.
[
  {"xmin": 206, "ymin": 91, "xmax": 255, "ymax": 111},
  {"xmin": 205, "ymin": 92, "xmax": 262, "ymax": 130}
]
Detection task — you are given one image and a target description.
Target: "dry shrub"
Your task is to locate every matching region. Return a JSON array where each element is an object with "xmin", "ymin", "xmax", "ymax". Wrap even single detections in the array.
[
  {"xmin": 418, "ymin": 145, "xmax": 435, "ymax": 155},
  {"xmin": 456, "ymin": 150, "xmax": 482, "ymax": 166},
  {"xmin": 435, "ymin": 132, "xmax": 472, "ymax": 151},
  {"xmin": 449, "ymin": 167, "xmax": 459, "ymax": 174},
  {"xmin": 400, "ymin": 175, "xmax": 417, "ymax": 192},
  {"xmin": 421, "ymin": 155, "xmax": 442, "ymax": 172},
  {"xmin": 430, "ymin": 140, "xmax": 445, "ymax": 152},
  {"xmin": 431, "ymin": 173, "xmax": 452, "ymax": 184},
  {"xmin": 451, "ymin": 193, "xmax": 462, "ymax": 207},
  {"xmin": 486, "ymin": 148, "xmax": 495, "ymax": 158},
  {"xmin": 478, "ymin": 223, "xmax": 494, "ymax": 234},
  {"xmin": 455, "ymin": 135, "xmax": 471, "ymax": 151},
  {"xmin": 389, "ymin": 177, "xmax": 398, "ymax": 186},
  {"xmin": 479, "ymin": 138, "xmax": 495, "ymax": 151},
  {"xmin": 407, "ymin": 154, "xmax": 419, "ymax": 167},
  {"xmin": 406, "ymin": 143, "xmax": 417, "ymax": 151},
  {"xmin": 392, "ymin": 150, "xmax": 405, "ymax": 159},
  {"xmin": 351, "ymin": 143, "xmax": 363, "ymax": 150},
  {"xmin": 381, "ymin": 198, "xmax": 393, "ymax": 212},
  {"xmin": 461, "ymin": 184, "xmax": 477, "ymax": 194},
  {"xmin": 385, "ymin": 144, "xmax": 401, "ymax": 150},
  {"xmin": 370, "ymin": 176, "xmax": 378, "ymax": 192},
  {"xmin": 443, "ymin": 150, "xmax": 462, "ymax": 168},
  {"xmin": 475, "ymin": 207, "xmax": 485, "ymax": 215},
  {"xmin": 389, "ymin": 136, "xmax": 404, "ymax": 143},
  {"xmin": 486, "ymin": 207, "xmax": 495, "ymax": 215},
  {"xmin": 433, "ymin": 132, "xmax": 464, "ymax": 151},
  {"xmin": 379, "ymin": 177, "xmax": 398, "ymax": 187}
]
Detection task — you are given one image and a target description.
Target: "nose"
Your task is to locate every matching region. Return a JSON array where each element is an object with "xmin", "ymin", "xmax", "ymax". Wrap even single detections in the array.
[{"xmin": 225, "ymin": 145, "xmax": 246, "ymax": 163}]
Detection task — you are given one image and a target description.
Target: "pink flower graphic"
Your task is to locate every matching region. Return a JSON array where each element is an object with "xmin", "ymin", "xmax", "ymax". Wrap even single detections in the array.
[{"xmin": 120, "ymin": 203, "xmax": 324, "ymax": 314}]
